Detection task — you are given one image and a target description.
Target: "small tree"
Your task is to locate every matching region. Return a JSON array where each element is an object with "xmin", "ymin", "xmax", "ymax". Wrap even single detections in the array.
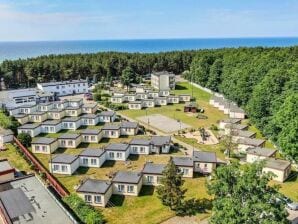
[
  {"xmin": 121, "ymin": 66, "xmax": 134, "ymax": 91},
  {"xmin": 157, "ymin": 158, "xmax": 186, "ymax": 211},
  {"xmin": 17, "ymin": 133, "xmax": 32, "ymax": 147},
  {"xmin": 221, "ymin": 134, "xmax": 237, "ymax": 158}
]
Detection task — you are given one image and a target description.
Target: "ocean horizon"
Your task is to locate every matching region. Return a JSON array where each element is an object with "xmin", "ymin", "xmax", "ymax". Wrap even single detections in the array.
[{"xmin": 1, "ymin": 37, "xmax": 298, "ymax": 62}]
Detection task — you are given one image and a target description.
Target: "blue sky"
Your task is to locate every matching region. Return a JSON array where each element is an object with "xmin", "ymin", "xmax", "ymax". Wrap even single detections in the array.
[{"xmin": 0, "ymin": 0, "xmax": 298, "ymax": 41}]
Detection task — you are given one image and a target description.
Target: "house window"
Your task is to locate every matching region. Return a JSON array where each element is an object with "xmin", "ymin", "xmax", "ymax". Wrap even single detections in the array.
[
  {"xmin": 61, "ymin": 140, "xmax": 66, "ymax": 146},
  {"xmin": 127, "ymin": 185, "xmax": 134, "ymax": 193},
  {"xmin": 68, "ymin": 140, "xmax": 73, "ymax": 146},
  {"xmin": 157, "ymin": 176, "xmax": 162, "ymax": 184},
  {"xmin": 69, "ymin": 123, "xmax": 74, "ymax": 128},
  {"xmin": 50, "ymin": 127, "xmax": 54, "ymax": 132},
  {"xmin": 90, "ymin": 159, "xmax": 97, "ymax": 165},
  {"xmin": 82, "ymin": 158, "xmax": 88, "ymax": 165},
  {"xmin": 42, "ymin": 146, "xmax": 47, "ymax": 152},
  {"xmin": 94, "ymin": 195, "xmax": 102, "ymax": 204},
  {"xmin": 182, "ymin": 168, "xmax": 189, "ymax": 176},
  {"xmin": 140, "ymin": 147, "xmax": 145, "ymax": 153},
  {"xmin": 53, "ymin": 164, "xmax": 59, "ymax": 171},
  {"xmin": 109, "ymin": 152, "xmax": 114, "ymax": 158},
  {"xmin": 90, "ymin": 136, "xmax": 96, "ymax": 141},
  {"xmin": 132, "ymin": 147, "xmax": 138, "ymax": 153},
  {"xmin": 147, "ymin": 175, "xmax": 153, "ymax": 183},
  {"xmin": 35, "ymin": 145, "xmax": 40, "ymax": 151},
  {"xmin": 85, "ymin": 195, "xmax": 92, "ymax": 203},
  {"xmin": 116, "ymin": 152, "xmax": 122, "ymax": 159},
  {"xmin": 61, "ymin": 165, "xmax": 68, "ymax": 172},
  {"xmin": 204, "ymin": 164, "xmax": 208, "ymax": 168},
  {"xmin": 84, "ymin": 136, "xmax": 89, "ymax": 141},
  {"xmin": 118, "ymin": 184, "xmax": 125, "ymax": 192}
]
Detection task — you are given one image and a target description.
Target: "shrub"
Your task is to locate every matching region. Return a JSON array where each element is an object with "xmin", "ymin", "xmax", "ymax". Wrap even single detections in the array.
[
  {"xmin": 17, "ymin": 133, "xmax": 32, "ymax": 147},
  {"xmin": 210, "ymin": 124, "xmax": 218, "ymax": 131},
  {"xmin": 63, "ymin": 194, "xmax": 104, "ymax": 224}
]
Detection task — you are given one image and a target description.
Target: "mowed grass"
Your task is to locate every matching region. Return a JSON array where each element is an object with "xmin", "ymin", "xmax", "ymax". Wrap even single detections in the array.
[
  {"xmin": 0, "ymin": 143, "xmax": 32, "ymax": 172},
  {"xmin": 120, "ymin": 82, "xmax": 227, "ymax": 129}
]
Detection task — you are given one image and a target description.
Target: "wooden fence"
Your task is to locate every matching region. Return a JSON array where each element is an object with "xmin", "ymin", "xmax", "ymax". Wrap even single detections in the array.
[{"xmin": 13, "ymin": 137, "xmax": 69, "ymax": 197}]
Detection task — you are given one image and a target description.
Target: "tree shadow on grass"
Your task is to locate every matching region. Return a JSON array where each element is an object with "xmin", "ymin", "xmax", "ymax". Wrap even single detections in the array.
[
  {"xmin": 75, "ymin": 167, "xmax": 90, "ymax": 175},
  {"xmin": 177, "ymin": 198, "xmax": 212, "ymax": 217},
  {"xmin": 285, "ymin": 171, "xmax": 298, "ymax": 182},
  {"xmin": 175, "ymin": 84, "xmax": 188, "ymax": 90},
  {"xmin": 139, "ymin": 186, "xmax": 155, "ymax": 196}
]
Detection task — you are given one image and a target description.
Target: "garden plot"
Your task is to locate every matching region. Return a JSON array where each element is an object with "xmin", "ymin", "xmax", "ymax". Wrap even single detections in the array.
[{"xmin": 137, "ymin": 114, "xmax": 190, "ymax": 133}]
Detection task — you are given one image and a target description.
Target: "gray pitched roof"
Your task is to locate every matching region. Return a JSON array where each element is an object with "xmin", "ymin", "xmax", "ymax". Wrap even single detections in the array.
[
  {"xmin": 82, "ymin": 103, "xmax": 97, "ymax": 108},
  {"xmin": 221, "ymin": 118, "xmax": 242, "ymax": 124},
  {"xmin": 42, "ymin": 119, "xmax": 61, "ymax": 125},
  {"xmin": 231, "ymin": 130, "xmax": 256, "ymax": 138},
  {"xmin": 246, "ymin": 147, "xmax": 277, "ymax": 157},
  {"xmin": 99, "ymin": 111, "xmax": 115, "ymax": 116},
  {"xmin": 32, "ymin": 137, "xmax": 57, "ymax": 145},
  {"xmin": 80, "ymin": 129, "xmax": 101, "ymax": 135},
  {"xmin": 81, "ymin": 114, "xmax": 99, "ymax": 119},
  {"xmin": 18, "ymin": 123, "xmax": 41, "ymax": 129},
  {"xmin": 0, "ymin": 188, "xmax": 34, "ymax": 219},
  {"xmin": 77, "ymin": 179, "xmax": 111, "ymax": 194},
  {"xmin": 58, "ymin": 133, "xmax": 81, "ymax": 139},
  {"xmin": 120, "ymin": 122, "xmax": 138, "ymax": 128},
  {"xmin": 13, "ymin": 114, "xmax": 27, "ymax": 118},
  {"xmin": 237, "ymin": 138, "xmax": 265, "ymax": 146},
  {"xmin": 112, "ymin": 171, "xmax": 142, "ymax": 184},
  {"xmin": 0, "ymin": 159, "xmax": 14, "ymax": 172},
  {"xmin": 51, "ymin": 154, "xmax": 78, "ymax": 164},
  {"xmin": 62, "ymin": 117, "xmax": 81, "ymax": 122},
  {"xmin": 142, "ymin": 163, "xmax": 165, "ymax": 175},
  {"xmin": 102, "ymin": 124, "xmax": 120, "ymax": 130},
  {"xmin": 264, "ymin": 158, "xmax": 291, "ymax": 171},
  {"xmin": 193, "ymin": 151, "xmax": 217, "ymax": 163},
  {"xmin": 225, "ymin": 124, "xmax": 248, "ymax": 130},
  {"xmin": 0, "ymin": 128, "xmax": 13, "ymax": 136},
  {"xmin": 172, "ymin": 157, "xmax": 193, "ymax": 167},
  {"xmin": 105, "ymin": 143, "xmax": 129, "ymax": 151},
  {"xmin": 130, "ymin": 138, "xmax": 151, "ymax": 146},
  {"xmin": 230, "ymin": 107, "xmax": 245, "ymax": 113},
  {"xmin": 79, "ymin": 149, "xmax": 105, "ymax": 157},
  {"xmin": 150, "ymin": 136, "xmax": 171, "ymax": 146}
]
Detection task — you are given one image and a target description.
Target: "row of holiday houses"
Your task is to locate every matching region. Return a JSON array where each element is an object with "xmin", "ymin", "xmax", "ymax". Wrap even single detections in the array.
[{"xmin": 110, "ymin": 88, "xmax": 191, "ymax": 110}]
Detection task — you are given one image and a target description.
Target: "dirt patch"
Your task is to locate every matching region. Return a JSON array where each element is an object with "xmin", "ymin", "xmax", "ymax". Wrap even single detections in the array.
[
  {"xmin": 183, "ymin": 129, "xmax": 219, "ymax": 145},
  {"xmin": 137, "ymin": 114, "xmax": 191, "ymax": 134}
]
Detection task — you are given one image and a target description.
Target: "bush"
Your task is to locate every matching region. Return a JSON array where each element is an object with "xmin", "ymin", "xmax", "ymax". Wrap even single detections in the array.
[
  {"xmin": 210, "ymin": 124, "xmax": 218, "ymax": 131},
  {"xmin": 197, "ymin": 114, "xmax": 208, "ymax": 119},
  {"xmin": 93, "ymin": 93, "xmax": 101, "ymax": 101},
  {"xmin": 63, "ymin": 194, "xmax": 104, "ymax": 224},
  {"xmin": 17, "ymin": 133, "xmax": 32, "ymax": 147}
]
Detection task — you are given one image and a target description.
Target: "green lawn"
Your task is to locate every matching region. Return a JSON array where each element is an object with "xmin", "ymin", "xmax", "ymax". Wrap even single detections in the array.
[{"xmin": 0, "ymin": 143, "xmax": 32, "ymax": 172}]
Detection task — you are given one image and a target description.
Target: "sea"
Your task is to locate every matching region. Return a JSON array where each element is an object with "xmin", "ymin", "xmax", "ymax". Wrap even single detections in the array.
[{"xmin": 1, "ymin": 37, "xmax": 298, "ymax": 62}]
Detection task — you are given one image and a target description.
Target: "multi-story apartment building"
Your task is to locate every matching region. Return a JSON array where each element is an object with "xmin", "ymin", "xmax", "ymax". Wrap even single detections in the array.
[{"xmin": 151, "ymin": 71, "xmax": 175, "ymax": 90}]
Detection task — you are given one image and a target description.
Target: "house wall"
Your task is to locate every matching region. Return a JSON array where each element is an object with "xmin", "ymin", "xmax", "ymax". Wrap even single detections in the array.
[
  {"xmin": 19, "ymin": 106, "xmax": 37, "ymax": 114},
  {"xmin": 79, "ymin": 155, "xmax": 106, "ymax": 168},
  {"xmin": 58, "ymin": 137, "xmax": 82, "ymax": 148},
  {"xmin": 98, "ymin": 114, "xmax": 116, "ymax": 123},
  {"xmin": 78, "ymin": 186, "xmax": 112, "ymax": 207},
  {"xmin": 128, "ymin": 104, "xmax": 142, "ymax": 110},
  {"xmin": 37, "ymin": 81, "xmax": 88, "ymax": 96},
  {"xmin": 103, "ymin": 130, "xmax": 120, "ymax": 138},
  {"xmin": 18, "ymin": 127, "xmax": 41, "ymax": 137},
  {"xmin": 50, "ymin": 159, "xmax": 80, "ymax": 175},
  {"xmin": 81, "ymin": 133, "xmax": 102, "ymax": 143},
  {"xmin": 262, "ymin": 166, "xmax": 291, "ymax": 182},
  {"xmin": 130, "ymin": 145, "xmax": 150, "ymax": 155},
  {"xmin": 106, "ymin": 150, "xmax": 129, "ymax": 161},
  {"xmin": 47, "ymin": 111, "xmax": 65, "ymax": 120},
  {"xmin": 112, "ymin": 180, "xmax": 142, "ymax": 196},
  {"xmin": 142, "ymin": 174, "xmax": 162, "ymax": 186},
  {"xmin": 41, "ymin": 123, "xmax": 62, "ymax": 133},
  {"xmin": 229, "ymin": 111, "xmax": 245, "ymax": 119},
  {"xmin": 32, "ymin": 141, "xmax": 58, "ymax": 154},
  {"xmin": 120, "ymin": 127, "xmax": 137, "ymax": 136},
  {"xmin": 111, "ymin": 97, "xmax": 124, "ymax": 104},
  {"xmin": 0, "ymin": 171, "xmax": 15, "ymax": 183},
  {"xmin": 81, "ymin": 117, "xmax": 99, "ymax": 126},
  {"xmin": 194, "ymin": 162, "xmax": 215, "ymax": 174},
  {"xmin": 0, "ymin": 134, "xmax": 14, "ymax": 144},
  {"xmin": 82, "ymin": 107, "xmax": 97, "ymax": 114},
  {"xmin": 38, "ymin": 104, "xmax": 54, "ymax": 112},
  {"xmin": 16, "ymin": 116, "xmax": 29, "ymax": 125},
  {"xmin": 177, "ymin": 166, "xmax": 194, "ymax": 178},
  {"xmin": 65, "ymin": 108, "xmax": 82, "ymax": 117},
  {"xmin": 62, "ymin": 121, "xmax": 81, "ymax": 130},
  {"xmin": 28, "ymin": 113, "xmax": 48, "ymax": 122}
]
